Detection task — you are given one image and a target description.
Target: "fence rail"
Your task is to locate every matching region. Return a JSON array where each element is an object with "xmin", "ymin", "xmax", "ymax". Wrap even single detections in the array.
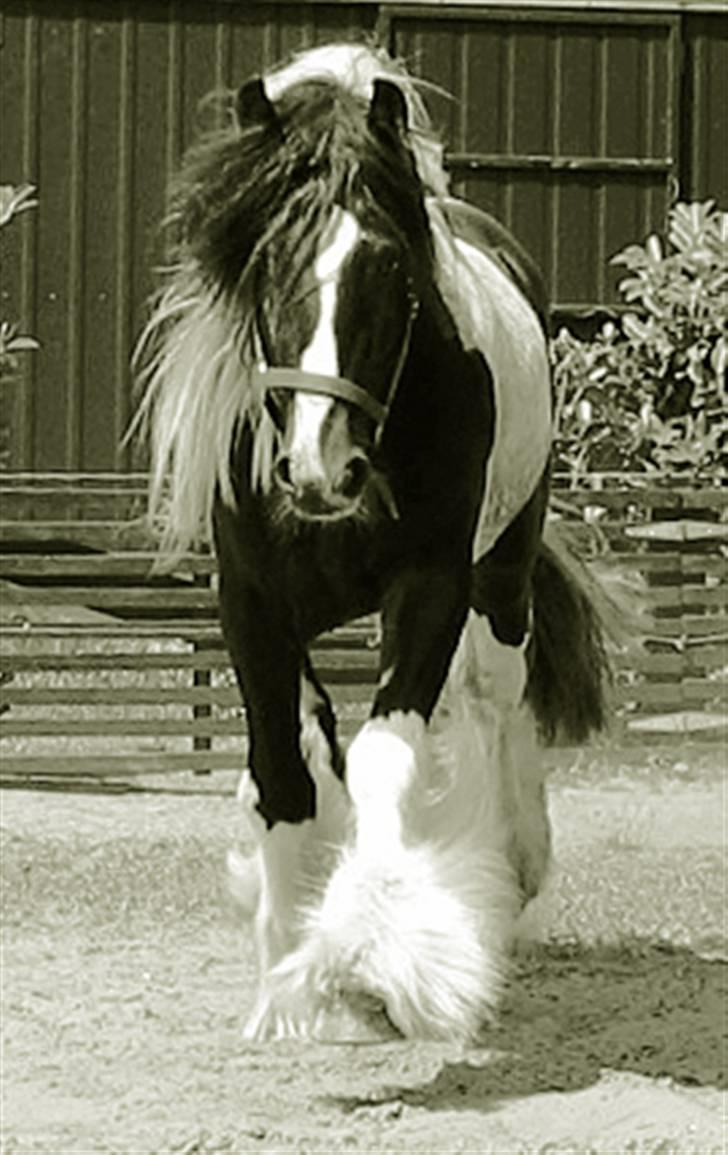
[{"xmin": 0, "ymin": 473, "xmax": 725, "ymax": 784}]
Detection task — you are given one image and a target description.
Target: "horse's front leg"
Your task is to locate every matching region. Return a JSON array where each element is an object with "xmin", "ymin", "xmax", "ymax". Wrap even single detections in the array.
[
  {"xmin": 345, "ymin": 563, "xmax": 469, "ymax": 853},
  {"xmin": 215, "ymin": 516, "xmax": 348, "ymax": 1039},
  {"xmin": 296, "ymin": 561, "xmax": 523, "ymax": 1041}
]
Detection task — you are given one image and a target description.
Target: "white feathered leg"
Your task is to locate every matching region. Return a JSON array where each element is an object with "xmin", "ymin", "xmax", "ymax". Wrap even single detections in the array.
[
  {"xmin": 446, "ymin": 613, "xmax": 551, "ymax": 902},
  {"xmin": 272, "ymin": 611, "xmax": 551, "ymax": 1042},
  {"xmin": 228, "ymin": 685, "xmax": 351, "ymax": 1041}
]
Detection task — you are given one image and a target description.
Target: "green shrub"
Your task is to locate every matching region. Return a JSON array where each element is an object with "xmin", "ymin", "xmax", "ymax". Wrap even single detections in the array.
[
  {"xmin": 0, "ymin": 184, "xmax": 38, "ymax": 467},
  {"xmin": 551, "ymin": 200, "xmax": 727, "ymax": 483},
  {"xmin": 0, "ymin": 184, "xmax": 39, "ymax": 379}
]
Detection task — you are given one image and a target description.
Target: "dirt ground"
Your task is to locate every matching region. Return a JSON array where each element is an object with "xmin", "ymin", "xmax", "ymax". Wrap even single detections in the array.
[{"xmin": 1, "ymin": 747, "xmax": 725, "ymax": 1155}]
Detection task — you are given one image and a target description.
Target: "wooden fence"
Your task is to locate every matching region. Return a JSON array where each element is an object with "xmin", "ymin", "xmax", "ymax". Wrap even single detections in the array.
[{"xmin": 0, "ymin": 473, "xmax": 725, "ymax": 785}]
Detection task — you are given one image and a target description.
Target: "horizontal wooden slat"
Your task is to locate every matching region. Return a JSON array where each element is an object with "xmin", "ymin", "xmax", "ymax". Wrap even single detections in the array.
[
  {"xmin": 632, "ymin": 645, "xmax": 727, "ymax": 674},
  {"xmin": 0, "ymin": 650, "xmax": 226, "ymax": 672},
  {"xmin": 617, "ymin": 681, "xmax": 726, "ymax": 706},
  {"xmin": 450, "ymin": 153, "xmax": 672, "ymax": 174},
  {"xmin": 0, "ymin": 718, "xmax": 247, "ymax": 737},
  {"xmin": 0, "ymin": 752, "xmax": 244, "ymax": 778},
  {"xmin": 645, "ymin": 616, "xmax": 728, "ymax": 639},
  {"xmin": 625, "ymin": 521, "xmax": 728, "ymax": 543},
  {"xmin": 0, "ymin": 553, "xmax": 216, "ymax": 578},
  {"xmin": 650, "ymin": 586, "xmax": 726, "ymax": 608},
  {"xmin": 0, "ymin": 708, "xmax": 369, "ymax": 737},
  {"xmin": 0, "ymin": 522, "xmax": 156, "ymax": 550},
  {"xmin": 0, "ymin": 686, "xmax": 243, "ymax": 707},
  {"xmin": 0, "ymin": 620, "xmax": 376, "ymax": 642},
  {"xmin": 0, "ymin": 679, "xmax": 376, "ymax": 709},
  {"xmin": 0, "ymin": 586, "xmax": 218, "ymax": 610}
]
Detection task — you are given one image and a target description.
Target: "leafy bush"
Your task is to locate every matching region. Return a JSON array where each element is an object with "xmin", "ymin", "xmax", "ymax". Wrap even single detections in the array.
[
  {"xmin": 0, "ymin": 184, "xmax": 38, "ymax": 467},
  {"xmin": 0, "ymin": 184, "xmax": 39, "ymax": 378},
  {"xmin": 551, "ymin": 200, "xmax": 727, "ymax": 483}
]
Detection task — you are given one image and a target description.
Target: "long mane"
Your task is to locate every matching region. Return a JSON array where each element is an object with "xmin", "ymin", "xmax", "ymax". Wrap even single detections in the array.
[{"xmin": 132, "ymin": 45, "xmax": 463, "ymax": 559}]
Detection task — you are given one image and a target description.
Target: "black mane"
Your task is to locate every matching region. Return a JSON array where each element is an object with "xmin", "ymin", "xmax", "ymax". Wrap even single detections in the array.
[{"xmin": 168, "ymin": 79, "xmax": 433, "ymax": 310}]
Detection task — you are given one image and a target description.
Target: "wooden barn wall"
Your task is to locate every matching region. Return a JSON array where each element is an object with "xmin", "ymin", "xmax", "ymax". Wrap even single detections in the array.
[
  {"xmin": 389, "ymin": 8, "xmax": 680, "ymax": 310},
  {"xmin": 682, "ymin": 14, "xmax": 728, "ymax": 204},
  {"xmin": 0, "ymin": 1, "xmax": 379, "ymax": 474},
  {"xmin": 0, "ymin": 1, "xmax": 726, "ymax": 474}
]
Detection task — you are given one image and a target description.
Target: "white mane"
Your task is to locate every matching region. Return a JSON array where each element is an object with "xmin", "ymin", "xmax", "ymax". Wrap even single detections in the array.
[{"xmin": 266, "ymin": 44, "xmax": 450, "ymax": 200}]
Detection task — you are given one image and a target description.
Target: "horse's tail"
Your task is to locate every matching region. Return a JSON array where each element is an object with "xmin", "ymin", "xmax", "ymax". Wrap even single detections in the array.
[{"xmin": 526, "ymin": 521, "xmax": 629, "ymax": 745}]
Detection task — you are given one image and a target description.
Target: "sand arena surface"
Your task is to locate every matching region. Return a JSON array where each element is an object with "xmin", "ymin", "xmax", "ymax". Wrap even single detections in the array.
[{"xmin": 1, "ymin": 749, "xmax": 724, "ymax": 1154}]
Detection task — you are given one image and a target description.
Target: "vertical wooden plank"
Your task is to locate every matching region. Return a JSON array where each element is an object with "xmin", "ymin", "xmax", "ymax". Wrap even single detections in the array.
[
  {"xmin": 115, "ymin": 10, "xmax": 136, "ymax": 469},
  {"xmin": 66, "ymin": 13, "xmax": 87, "ymax": 470},
  {"xmin": 546, "ymin": 31, "xmax": 564, "ymax": 304},
  {"xmin": 462, "ymin": 19, "xmax": 503, "ymax": 157},
  {"xmin": 393, "ymin": 18, "xmax": 459, "ymax": 145},
  {"xmin": 557, "ymin": 176, "xmax": 598, "ymax": 307},
  {"xmin": 180, "ymin": 5, "xmax": 222, "ymax": 150},
  {"xmin": 511, "ymin": 23, "xmax": 551, "ymax": 158},
  {"xmin": 228, "ymin": 4, "xmax": 269, "ymax": 86},
  {"xmin": 34, "ymin": 5, "xmax": 76, "ymax": 469},
  {"xmin": 166, "ymin": 4, "xmax": 184, "ymax": 179},
  {"xmin": 309, "ymin": 3, "xmax": 377, "ymax": 47},
  {"xmin": 559, "ymin": 23, "xmax": 599, "ymax": 158},
  {"xmin": 82, "ymin": 9, "xmax": 124, "ymax": 470},
  {"xmin": 501, "ymin": 26, "xmax": 516, "ymax": 228},
  {"xmin": 510, "ymin": 174, "xmax": 550, "ymax": 291},
  {"xmin": 683, "ymin": 15, "xmax": 728, "ymax": 205}
]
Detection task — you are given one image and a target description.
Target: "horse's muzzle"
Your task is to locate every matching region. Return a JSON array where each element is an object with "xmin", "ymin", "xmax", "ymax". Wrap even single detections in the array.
[{"xmin": 273, "ymin": 449, "xmax": 372, "ymax": 521}]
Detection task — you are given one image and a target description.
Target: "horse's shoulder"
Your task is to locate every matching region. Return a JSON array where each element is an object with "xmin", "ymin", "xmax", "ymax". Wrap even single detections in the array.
[{"xmin": 439, "ymin": 196, "xmax": 549, "ymax": 332}]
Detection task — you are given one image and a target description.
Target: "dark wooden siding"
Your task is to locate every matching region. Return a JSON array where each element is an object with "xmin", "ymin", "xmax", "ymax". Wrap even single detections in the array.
[
  {"xmin": 0, "ymin": 1, "xmax": 725, "ymax": 473},
  {"xmin": 389, "ymin": 8, "xmax": 680, "ymax": 310},
  {"xmin": 0, "ymin": 1, "xmax": 379, "ymax": 473},
  {"xmin": 682, "ymin": 13, "xmax": 728, "ymax": 203}
]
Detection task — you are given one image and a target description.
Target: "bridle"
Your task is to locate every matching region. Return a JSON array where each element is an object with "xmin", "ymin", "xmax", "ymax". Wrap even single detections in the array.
[{"xmin": 250, "ymin": 291, "xmax": 419, "ymax": 446}]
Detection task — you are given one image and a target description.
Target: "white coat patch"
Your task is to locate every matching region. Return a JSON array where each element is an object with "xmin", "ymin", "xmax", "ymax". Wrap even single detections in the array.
[
  {"xmin": 288, "ymin": 210, "xmax": 361, "ymax": 478},
  {"xmin": 429, "ymin": 216, "xmax": 552, "ymax": 560},
  {"xmin": 346, "ymin": 712, "xmax": 426, "ymax": 853}
]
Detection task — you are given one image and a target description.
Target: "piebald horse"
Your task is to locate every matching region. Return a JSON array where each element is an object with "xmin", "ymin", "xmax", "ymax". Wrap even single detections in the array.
[{"xmin": 135, "ymin": 44, "xmax": 610, "ymax": 1043}]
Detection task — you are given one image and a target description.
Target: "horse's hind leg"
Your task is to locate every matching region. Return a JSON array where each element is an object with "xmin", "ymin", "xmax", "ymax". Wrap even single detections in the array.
[{"xmin": 470, "ymin": 478, "xmax": 552, "ymax": 902}]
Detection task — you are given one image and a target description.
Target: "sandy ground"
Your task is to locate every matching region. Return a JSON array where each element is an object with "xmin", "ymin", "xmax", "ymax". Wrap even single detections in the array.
[{"xmin": 1, "ymin": 748, "xmax": 725, "ymax": 1155}]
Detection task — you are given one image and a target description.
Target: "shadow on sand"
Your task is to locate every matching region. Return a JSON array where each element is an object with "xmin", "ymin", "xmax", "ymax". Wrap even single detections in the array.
[{"xmin": 326, "ymin": 938, "xmax": 725, "ymax": 1113}]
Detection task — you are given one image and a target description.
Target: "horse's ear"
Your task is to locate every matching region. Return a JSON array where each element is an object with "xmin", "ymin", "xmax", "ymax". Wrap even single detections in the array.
[
  {"xmin": 368, "ymin": 78, "xmax": 409, "ymax": 141},
  {"xmin": 235, "ymin": 77, "xmax": 281, "ymax": 136}
]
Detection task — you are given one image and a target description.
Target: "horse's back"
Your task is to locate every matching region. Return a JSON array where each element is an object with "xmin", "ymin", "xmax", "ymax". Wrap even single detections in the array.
[
  {"xmin": 440, "ymin": 197, "xmax": 549, "ymax": 334},
  {"xmin": 430, "ymin": 196, "xmax": 551, "ymax": 563}
]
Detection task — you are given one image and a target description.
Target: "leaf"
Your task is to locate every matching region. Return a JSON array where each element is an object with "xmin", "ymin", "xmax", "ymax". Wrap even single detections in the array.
[
  {"xmin": 611, "ymin": 243, "xmax": 650, "ymax": 270},
  {"xmin": 710, "ymin": 336, "xmax": 727, "ymax": 378},
  {"xmin": 622, "ymin": 313, "xmax": 649, "ymax": 341},
  {"xmin": 5, "ymin": 335, "xmax": 39, "ymax": 353},
  {"xmin": 0, "ymin": 183, "xmax": 38, "ymax": 227}
]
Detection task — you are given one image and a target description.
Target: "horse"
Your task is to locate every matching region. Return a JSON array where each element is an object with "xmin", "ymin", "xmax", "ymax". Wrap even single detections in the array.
[{"xmin": 134, "ymin": 43, "xmax": 611, "ymax": 1044}]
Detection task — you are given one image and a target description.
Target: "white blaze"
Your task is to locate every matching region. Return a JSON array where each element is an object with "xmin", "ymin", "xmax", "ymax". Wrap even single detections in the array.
[{"xmin": 288, "ymin": 210, "xmax": 360, "ymax": 479}]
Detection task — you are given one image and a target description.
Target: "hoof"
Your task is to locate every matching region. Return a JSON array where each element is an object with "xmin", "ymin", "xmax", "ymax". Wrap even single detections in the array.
[
  {"xmin": 243, "ymin": 987, "xmax": 399, "ymax": 1044},
  {"xmin": 313, "ymin": 992, "xmax": 401, "ymax": 1045},
  {"xmin": 243, "ymin": 989, "xmax": 314, "ymax": 1041}
]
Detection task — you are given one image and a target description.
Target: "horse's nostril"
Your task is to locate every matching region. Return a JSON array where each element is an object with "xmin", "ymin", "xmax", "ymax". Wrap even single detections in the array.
[
  {"xmin": 338, "ymin": 455, "xmax": 370, "ymax": 500},
  {"xmin": 273, "ymin": 455, "xmax": 294, "ymax": 492}
]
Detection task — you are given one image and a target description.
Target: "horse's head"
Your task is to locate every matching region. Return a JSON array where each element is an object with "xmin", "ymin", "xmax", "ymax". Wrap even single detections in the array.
[{"xmin": 236, "ymin": 76, "xmax": 430, "ymax": 523}]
